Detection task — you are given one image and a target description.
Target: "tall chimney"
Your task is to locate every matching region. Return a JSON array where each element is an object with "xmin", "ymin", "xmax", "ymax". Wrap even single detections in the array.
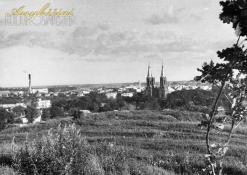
[{"xmin": 28, "ymin": 74, "xmax": 32, "ymax": 94}]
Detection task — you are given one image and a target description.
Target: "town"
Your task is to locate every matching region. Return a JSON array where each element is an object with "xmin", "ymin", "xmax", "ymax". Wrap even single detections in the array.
[
  {"xmin": 0, "ymin": 64, "xmax": 212, "ymax": 126},
  {"xmin": 0, "ymin": 0, "xmax": 247, "ymax": 174}
]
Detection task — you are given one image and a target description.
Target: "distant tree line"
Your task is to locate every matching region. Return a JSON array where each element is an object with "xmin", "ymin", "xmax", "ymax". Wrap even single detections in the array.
[
  {"xmin": 48, "ymin": 86, "xmax": 77, "ymax": 93},
  {"xmin": 42, "ymin": 88, "xmax": 232, "ymax": 119},
  {"xmin": 0, "ymin": 88, "xmax": 231, "ymax": 123},
  {"xmin": 125, "ymin": 87, "xmax": 230, "ymax": 113},
  {"xmin": 41, "ymin": 92, "xmax": 128, "ymax": 119},
  {"xmin": 0, "ymin": 97, "xmax": 22, "ymax": 104}
]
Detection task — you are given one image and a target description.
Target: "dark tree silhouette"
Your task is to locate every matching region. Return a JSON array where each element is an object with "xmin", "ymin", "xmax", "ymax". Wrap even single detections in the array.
[
  {"xmin": 41, "ymin": 108, "xmax": 51, "ymax": 121},
  {"xmin": 195, "ymin": 1, "xmax": 247, "ymax": 174},
  {"xmin": 0, "ymin": 108, "xmax": 15, "ymax": 130},
  {"xmin": 25, "ymin": 106, "xmax": 39, "ymax": 123}
]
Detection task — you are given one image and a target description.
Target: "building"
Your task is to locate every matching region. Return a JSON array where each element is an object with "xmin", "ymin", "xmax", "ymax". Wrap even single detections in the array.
[
  {"xmin": 27, "ymin": 74, "xmax": 49, "ymax": 94},
  {"xmin": 145, "ymin": 63, "xmax": 168, "ymax": 99},
  {"xmin": 121, "ymin": 92, "xmax": 134, "ymax": 97},
  {"xmin": 0, "ymin": 103, "xmax": 27, "ymax": 109},
  {"xmin": 79, "ymin": 110, "xmax": 91, "ymax": 116},
  {"xmin": 32, "ymin": 88, "xmax": 49, "ymax": 94},
  {"xmin": 106, "ymin": 92, "xmax": 118, "ymax": 99},
  {"xmin": 33, "ymin": 115, "xmax": 42, "ymax": 123},
  {"xmin": 145, "ymin": 65, "xmax": 155, "ymax": 97},
  {"xmin": 159, "ymin": 64, "xmax": 168, "ymax": 99},
  {"xmin": 36, "ymin": 99, "xmax": 51, "ymax": 109},
  {"xmin": 168, "ymin": 87, "xmax": 175, "ymax": 93},
  {"xmin": 0, "ymin": 91, "xmax": 10, "ymax": 97}
]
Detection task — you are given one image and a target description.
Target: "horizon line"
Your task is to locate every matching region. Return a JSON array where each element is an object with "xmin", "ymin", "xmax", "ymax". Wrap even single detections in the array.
[{"xmin": 0, "ymin": 80, "xmax": 197, "ymax": 89}]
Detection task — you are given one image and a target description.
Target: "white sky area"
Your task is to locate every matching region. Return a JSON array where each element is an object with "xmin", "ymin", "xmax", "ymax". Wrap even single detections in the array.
[{"xmin": 0, "ymin": 0, "xmax": 236, "ymax": 87}]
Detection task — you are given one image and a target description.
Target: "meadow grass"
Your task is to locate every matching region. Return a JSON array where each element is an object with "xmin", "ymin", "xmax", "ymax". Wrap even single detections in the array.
[
  {"xmin": 0, "ymin": 166, "xmax": 16, "ymax": 175},
  {"xmin": 0, "ymin": 109, "xmax": 246, "ymax": 174}
]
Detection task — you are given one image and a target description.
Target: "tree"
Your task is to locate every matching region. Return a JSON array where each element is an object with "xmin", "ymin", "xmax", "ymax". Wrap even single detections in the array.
[
  {"xmin": 12, "ymin": 106, "xmax": 25, "ymax": 116},
  {"xmin": 70, "ymin": 107, "xmax": 80, "ymax": 120},
  {"xmin": 50, "ymin": 105, "xmax": 64, "ymax": 118},
  {"xmin": 25, "ymin": 106, "xmax": 39, "ymax": 123},
  {"xmin": 165, "ymin": 89, "xmax": 215, "ymax": 111},
  {"xmin": 0, "ymin": 108, "xmax": 15, "ymax": 130},
  {"xmin": 41, "ymin": 108, "xmax": 51, "ymax": 121},
  {"xmin": 143, "ymin": 97, "xmax": 160, "ymax": 110},
  {"xmin": 195, "ymin": 1, "xmax": 247, "ymax": 174},
  {"xmin": 116, "ymin": 94, "xmax": 126, "ymax": 110}
]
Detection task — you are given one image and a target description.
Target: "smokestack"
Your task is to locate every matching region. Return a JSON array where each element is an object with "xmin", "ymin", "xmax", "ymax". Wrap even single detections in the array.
[{"xmin": 28, "ymin": 74, "xmax": 32, "ymax": 94}]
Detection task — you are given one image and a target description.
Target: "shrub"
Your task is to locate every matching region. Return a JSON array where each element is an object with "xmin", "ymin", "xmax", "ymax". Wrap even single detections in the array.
[
  {"xmin": 0, "ymin": 166, "xmax": 16, "ymax": 175},
  {"xmin": 0, "ymin": 154, "xmax": 13, "ymax": 167},
  {"xmin": 13, "ymin": 124, "xmax": 102, "ymax": 174},
  {"xmin": 12, "ymin": 124, "xmax": 132, "ymax": 175},
  {"xmin": 0, "ymin": 108, "xmax": 15, "ymax": 130}
]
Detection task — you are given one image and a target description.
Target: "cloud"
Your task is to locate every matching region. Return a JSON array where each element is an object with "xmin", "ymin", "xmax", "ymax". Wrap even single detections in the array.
[
  {"xmin": 0, "ymin": 31, "xmax": 53, "ymax": 49},
  {"xmin": 0, "ymin": 21, "xmax": 235, "ymax": 64},
  {"xmin": 190, "ymin": 14, "xmax": 203, "ymax": 21},
  {"xmin": 146, "ymin": 3, "xmax": 207, "ymax": 26},
  {"xmin": 146, "ymin": 13, "xmax": 179, "ymax": 25},
  {"xmin": 146, "ymin": 5, "xmax": 180, "ymax": 25},
  {"xmin": 0, "ymin": 22, "xmax": 109, "ymax": 51}
]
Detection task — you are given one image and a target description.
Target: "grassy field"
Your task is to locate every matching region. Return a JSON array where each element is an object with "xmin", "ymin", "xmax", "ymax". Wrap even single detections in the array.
[{"xmin": 0, "ymin": 110, "xmax": 246, "ymax": 174}]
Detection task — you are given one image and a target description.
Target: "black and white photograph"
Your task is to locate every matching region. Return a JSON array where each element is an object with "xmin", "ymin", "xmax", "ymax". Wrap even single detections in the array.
[{"xmin": 0, "ymin": 0, "xmax": 247, "ymax": 174}]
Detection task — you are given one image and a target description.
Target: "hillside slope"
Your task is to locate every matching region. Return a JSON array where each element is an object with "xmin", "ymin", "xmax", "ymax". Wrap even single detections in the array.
[{"xmin": 0, "ymin": 110, "xmax": 246, "ymax": 174}]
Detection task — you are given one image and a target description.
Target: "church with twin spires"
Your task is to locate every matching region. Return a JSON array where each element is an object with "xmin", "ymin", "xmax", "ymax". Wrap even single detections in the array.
[{"xmin": 145, "ymin": 64, "xmax": 168, "ymax": 99}]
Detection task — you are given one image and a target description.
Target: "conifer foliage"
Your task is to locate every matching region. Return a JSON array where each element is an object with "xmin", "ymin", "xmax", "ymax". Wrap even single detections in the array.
[{"xmin": 196, "ymin": 0, "xmax": 247, "ymax": 174}]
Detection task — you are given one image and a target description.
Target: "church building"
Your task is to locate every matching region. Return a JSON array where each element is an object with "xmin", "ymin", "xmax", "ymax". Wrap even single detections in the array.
[{"xmin": 145, "ymin": 63, "xmax": 168, "ymax": 99}]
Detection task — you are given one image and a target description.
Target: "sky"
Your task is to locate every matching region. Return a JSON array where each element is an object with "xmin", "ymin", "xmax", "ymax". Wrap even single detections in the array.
[{"xmin": 0, "ymin": 0, "xmax": 237, "ymax": 87}]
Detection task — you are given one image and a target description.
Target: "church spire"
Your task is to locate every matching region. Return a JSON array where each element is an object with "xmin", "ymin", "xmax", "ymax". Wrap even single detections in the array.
[
  {"xmin": 159, "ymin": 59, "xmax": 168, "ymax": 99},
  {"xmin": 147, "ymin": 64, "xmax": 150, "ymax": 77},
  {"xmin": 161, "ymin": 60, "xmax": 164, "ymax": 77},
  {"xmin": 161, "ymin": 64, "xmax": 164, "ymax": 77}
]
